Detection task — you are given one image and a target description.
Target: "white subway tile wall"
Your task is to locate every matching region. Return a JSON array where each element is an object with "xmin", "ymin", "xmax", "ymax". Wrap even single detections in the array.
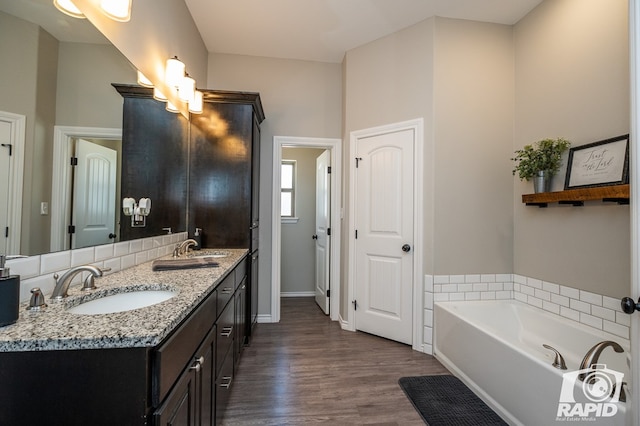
[
  {"xmin": 424, "ymin": 273, "xmax": 631, "ymax": 355},
  {"xmin": 8, "ymin": 233, "xmax": 187, "ymax": 303}
]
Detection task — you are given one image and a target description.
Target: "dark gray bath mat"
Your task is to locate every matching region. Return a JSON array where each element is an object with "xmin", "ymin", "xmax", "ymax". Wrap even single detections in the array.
[{"xmin": 398, "ymin": 375, "xmax": 508, "ymax": 425}]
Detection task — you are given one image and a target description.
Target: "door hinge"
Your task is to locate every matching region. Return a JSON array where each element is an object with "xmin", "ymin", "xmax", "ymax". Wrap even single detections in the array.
[
  {"xmin": 327, "ymin": 228, "xmax": 331, "ymax": 236},
  {"xmin": 327, "ymin": 166, "xmax": 331, "ymax": 174},
  {"xmin": 68, "ymin": 225, "xmax": 76, "ymax": 234},
  {"xmin": 1, "ymin": 143, "xmax": 12, "ymax": 156},
  {"xmin": 326, "ymin": 289, "xmax": 330, "ymax": 298},
  {"xmin": 355, "ymin": 157, "xmax": 363, "ymax": 168},
  {"xmin": 352, "ymin": 300, "xmax": 358, "ymax": 311},
  {"xmin": 355, "ymin": 230, "xmax": 358, "ymax": 239},
  {"xmin": 70, "ymin": 157, "xmax": 78, "ymax": 166},
  {"xmin": 4, "ymin": 227, "xmax": 8, "ymax": 238}
]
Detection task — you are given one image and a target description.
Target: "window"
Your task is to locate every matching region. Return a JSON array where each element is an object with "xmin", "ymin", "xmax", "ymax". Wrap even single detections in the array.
[{"xmin": 281, "ymin": 160, "xmax": 296, "ymax": 217}]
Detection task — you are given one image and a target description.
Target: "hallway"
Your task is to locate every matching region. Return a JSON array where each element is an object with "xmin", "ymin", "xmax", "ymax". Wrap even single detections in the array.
[{"xmin": 223, "ymin": 298, "xmax": 450, "ymax": 425}]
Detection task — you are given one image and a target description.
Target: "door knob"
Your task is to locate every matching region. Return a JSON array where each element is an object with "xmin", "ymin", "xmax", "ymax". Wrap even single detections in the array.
[
  {"xmin": 108, "ymin": 233, "xmax": 116, "ymax": 239},
  {"xmin": 621, "ymin": 297, "xmax": 640, "ymax": 314},
  {"xmin": 312, "ymin": 235, "xmax": 318, "ymax": 240},
  {"xmin": 402, "ymin": 244, "xmax": 411, "ymax": 252}
]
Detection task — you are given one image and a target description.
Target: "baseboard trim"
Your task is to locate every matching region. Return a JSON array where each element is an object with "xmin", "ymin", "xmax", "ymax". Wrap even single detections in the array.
[
  {"xmin": 281, "ymin": 291, "xmax": 315, "ymax": 297},
  {"xmin": 257, "ymin": 314, "xmax": 275, "ymax": 323}
]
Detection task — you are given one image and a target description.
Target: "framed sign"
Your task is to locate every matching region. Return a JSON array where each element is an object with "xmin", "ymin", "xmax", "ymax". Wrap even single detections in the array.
[{"xmin": 564, "ymin": 134, "xmax": 629, "ymax": 189}]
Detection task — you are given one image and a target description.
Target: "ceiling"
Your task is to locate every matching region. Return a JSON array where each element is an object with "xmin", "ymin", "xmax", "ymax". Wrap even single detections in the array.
[
  {"xmin": 1, "ymin": 0, "xmax": 543, "ymax": 63},
  {"xmin": 184, "ymin": 0, "xmax": 544, "ymax": 63}
]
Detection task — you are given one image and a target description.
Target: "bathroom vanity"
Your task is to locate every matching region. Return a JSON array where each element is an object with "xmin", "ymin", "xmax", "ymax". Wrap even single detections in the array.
[{"xmin": 0, "ymin": 249, "xmax": 248, "ymax": 426}]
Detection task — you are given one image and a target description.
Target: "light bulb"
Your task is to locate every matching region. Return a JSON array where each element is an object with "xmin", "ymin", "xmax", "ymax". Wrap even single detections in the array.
[
  {"xmin": 189, "ymin": 91, "xmax": 203, "ymax": 114},
  {"xmin": 179, "ymin": 75, "xmax": 196, "ymax": 103},
  {"xmin": 100, "ymin": 0, "xmax": 132, "ymax": 22},
  {"xmin": 53, "ymin": 0, "xmax": 85, "ymax": 19},
  {"xmin": 165, "ymin": 57, "xmax": 185, "ymax": 88}
]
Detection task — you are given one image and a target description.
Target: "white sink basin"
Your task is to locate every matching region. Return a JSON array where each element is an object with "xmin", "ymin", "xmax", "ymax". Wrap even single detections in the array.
[{"xmin": 67, "ymin": 290, "xmax": 177, "ymax": 315}]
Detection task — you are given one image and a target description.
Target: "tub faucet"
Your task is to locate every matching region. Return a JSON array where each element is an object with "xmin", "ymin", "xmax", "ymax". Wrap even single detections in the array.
[
  {"xmin": 51, "ymin": 265, "xmax": 103, "ymax": 301},
  {"xmin": 173, "ymin": 239, "xmax": 198, "ymax": 257},
  {"xmin": 578, "ymin": 341, "xmax": 624, "ymax": 382}
]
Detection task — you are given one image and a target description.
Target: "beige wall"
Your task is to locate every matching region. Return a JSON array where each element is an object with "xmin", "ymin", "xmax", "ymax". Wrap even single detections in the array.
[
  {"xmin": 281, "ymin": 148, "xmax": 325, "ymax": 294},
  {"xmin": 1, "ymin": 12, "xmax": 57, "ymax": 255},
  {"xmin": 342, "ymin": 17, "xmax": 514, "ymax": 318},
  {"xmin": 207, "ymin": 53, "xmax": 343, "ymax": 315},
  {"xmin": 343, "ymin": 19, "xmax": 435, "ymax": 319},
  {"xmin": 514, "ymin": 0, "xmax": 630, "ymax": 298},
  {"xmin": 433, "ymin": 18, "xmax": 514, "ymax": 274},
  {"xmin": 56, "ymin": 42, "xmax": 134, "ymax": 128},
  {"xmin": 1, "ymin": 11, "xmax": 135, "ymax": 255}
]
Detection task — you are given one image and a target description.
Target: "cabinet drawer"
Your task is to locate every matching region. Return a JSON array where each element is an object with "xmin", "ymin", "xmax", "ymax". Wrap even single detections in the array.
[
  {"xmin": 215, "ymin": 348, "xmax": 234, "ymax": 425},
  {"xmin": 153, "ymin": 289, "xmax": 217, "ymax": 405},
  {"xmin": 216, "ymin": 301, "xmax": 235, "ymax": 378},
  {"xmin": 234, "ymin": 257, "xmax": 248, "ymax": 289},
  {"xmin": 217, "ymin": 273, "xmax": 235, "ymax": 314}
]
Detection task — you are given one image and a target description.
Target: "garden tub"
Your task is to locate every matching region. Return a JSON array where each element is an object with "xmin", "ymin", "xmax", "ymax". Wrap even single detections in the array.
[{"xmin": 434, "ymin": 300, "xmax": 629, "ymax": 425}]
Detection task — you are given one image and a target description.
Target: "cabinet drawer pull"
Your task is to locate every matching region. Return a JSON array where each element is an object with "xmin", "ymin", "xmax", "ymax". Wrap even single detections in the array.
[
  {"xmin": 220, "ymin": 326, "xmax": 233, "ymax": 337},
  {"xmin": 220, "ymin": 376, "xmax": 233, "ymax": 389},
  {"xmin": 221, "ymin": 287, "xmax": 233, "ymax": 294},
  {"xmin": 189, "ymin": 356, "xmax": 204, "ymax": 372}
]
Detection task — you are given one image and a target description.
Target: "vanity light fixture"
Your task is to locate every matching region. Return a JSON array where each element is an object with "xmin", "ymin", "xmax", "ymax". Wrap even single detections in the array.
[
  {"xmin": 100, "ymin": 0, "xmax": 132, "ymax": 22},
  {"xmin": 165, "ymin": 57, "xmax": 185, "ymax": 88},
  {"xmin": 179, "ymin": 74, "xmax": 196, "ymax": 103},
  {"xmin": 53, "ymin": 0, "xmax": 85, "ymax": 19},
  {"xmin": 166, "ymin": 101, "xmax": 180, "ymax": 114},
  {"xmin": 189, "ymin": 91, "xmax": 204, "ymax": 114},
  {"xmin": 137, "ymin": 71, "xmax": 154, "ymax": 88},
  {"xmin": 153, "ymin": 88, "xmax": 167, "ymax": 102}
]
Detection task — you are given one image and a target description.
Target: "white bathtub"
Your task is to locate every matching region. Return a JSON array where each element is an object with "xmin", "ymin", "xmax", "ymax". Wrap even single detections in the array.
[{"xmin": 434, "ymin": 300, "xmax": 629, "ymax": 426}]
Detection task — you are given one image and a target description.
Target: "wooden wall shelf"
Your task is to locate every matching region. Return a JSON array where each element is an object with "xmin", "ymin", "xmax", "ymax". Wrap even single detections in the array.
[{"xmin": 522, "ymin": 184, "xmax": 629, "ymax": 208}]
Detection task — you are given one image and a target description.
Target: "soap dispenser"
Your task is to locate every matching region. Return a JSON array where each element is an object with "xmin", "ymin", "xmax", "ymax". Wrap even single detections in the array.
[
  {"xmin": 194, "ymin": 228, "xmax": 202, "ymax": 250},
  {"xmin": 0, "ymin": 255, "xmax": 20, "ymax": 327}
]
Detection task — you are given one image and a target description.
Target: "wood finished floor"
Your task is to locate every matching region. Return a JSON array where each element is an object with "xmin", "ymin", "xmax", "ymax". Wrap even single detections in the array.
[{"xmin": 222, "ymin": 297, "xmax": 450, "ymax": 425}]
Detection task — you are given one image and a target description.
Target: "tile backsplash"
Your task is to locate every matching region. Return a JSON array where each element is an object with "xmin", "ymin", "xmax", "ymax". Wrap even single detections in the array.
[
  {"xmin": 7, "ymin": 233, "xmax": 187, "ymax": 303},
  {"xmin": 424, "ymin": 273, "xmax": 630, "ymax": 355}
]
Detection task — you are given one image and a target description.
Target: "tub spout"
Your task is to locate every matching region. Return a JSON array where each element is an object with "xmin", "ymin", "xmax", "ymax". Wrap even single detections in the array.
[
  {"xmin": 578, "ymin": 341, "xmax": 624, "ymax": 382},
  {"xmin": 542, "ymin": 344, "xmax": 567, "ymax": 370}
]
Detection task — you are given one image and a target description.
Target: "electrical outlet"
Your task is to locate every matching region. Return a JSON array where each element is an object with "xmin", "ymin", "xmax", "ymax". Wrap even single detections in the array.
[{"xmin": 40, "ymin": 202, "xmax": 48, "ymax": 215}]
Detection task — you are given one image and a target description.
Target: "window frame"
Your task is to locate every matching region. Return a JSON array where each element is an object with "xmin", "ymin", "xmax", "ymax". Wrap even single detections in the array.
[{"xmin": 280, "ymin": 159, "xmax": 297, "ymax": 220}]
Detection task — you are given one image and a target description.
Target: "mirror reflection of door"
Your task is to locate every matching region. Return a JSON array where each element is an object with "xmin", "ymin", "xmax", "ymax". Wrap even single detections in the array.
[
  {"xmin": 0, "ymin": 121, "xmax": 12, "ymax": 254},
  {"xmin": 71, "ymin": 139, "xmax": 117, "ymax": 249}
]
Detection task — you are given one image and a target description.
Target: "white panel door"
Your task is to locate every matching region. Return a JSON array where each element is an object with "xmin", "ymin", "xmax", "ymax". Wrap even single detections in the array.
[
  {"xmin": 72, "ymin": 139, "xmax": 117, "ymax": 249},
  {"xmin": 315, "ymin": 150, "xmax": 331, "ymax": 314},
  {"xmin": 0, "ymin": 121, "xmax": 12, "ymax": 254},
  {"xmin": 355, "ymin": 129, "xmax": 414, "ymax": 344}
]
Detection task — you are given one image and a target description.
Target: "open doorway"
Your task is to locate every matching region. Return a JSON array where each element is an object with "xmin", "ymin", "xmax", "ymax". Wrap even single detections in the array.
[{"xmin": 271, "ymin": 136, "xmax": 342, "ymax": 323}]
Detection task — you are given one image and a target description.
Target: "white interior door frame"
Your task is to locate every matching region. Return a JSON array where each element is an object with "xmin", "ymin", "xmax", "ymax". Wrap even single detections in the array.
[
  {"xmin": 347, "ymin": 118, "xmax": 425, "ymax": 352},
  {"xmin": 51, "ymin": 126, "xmax": 121, "ymax": 252},
  {"xmin": 271, "ymin": 136, "xmax": 342, "ymax": 323},
  {"xmin": 628, "ymin": 1, "xmax": 639, "ymax": 424},
  {"xmin": 0, "ymin": 111, "xmax": 26, "ymax": 255}
]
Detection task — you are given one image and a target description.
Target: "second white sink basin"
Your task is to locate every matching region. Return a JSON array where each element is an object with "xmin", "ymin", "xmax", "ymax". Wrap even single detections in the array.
[{"xmin": 67, "ymin": 290, "xmax": 177, "ymax": 315}]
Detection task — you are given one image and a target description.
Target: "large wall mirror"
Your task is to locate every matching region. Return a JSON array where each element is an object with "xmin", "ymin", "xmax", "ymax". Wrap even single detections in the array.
[{"xmin": 0, "ymin": 0, "xmax": 185, "ymax": 256}]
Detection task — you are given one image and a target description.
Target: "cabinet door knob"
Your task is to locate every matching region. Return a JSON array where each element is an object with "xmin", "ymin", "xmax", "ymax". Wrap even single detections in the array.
[{"xmin": 189, "ymin": 356, "xmax": 204, "ymax": 372}]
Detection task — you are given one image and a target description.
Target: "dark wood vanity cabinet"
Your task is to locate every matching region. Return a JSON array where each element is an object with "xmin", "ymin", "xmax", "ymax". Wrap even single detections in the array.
[
  {"xmin": 0, "ymin": 258, "xmax": 248, "ymax": 426},
  {"xmin": 115, "ymin": 85, "xmax": 264, "ymax": 347}
]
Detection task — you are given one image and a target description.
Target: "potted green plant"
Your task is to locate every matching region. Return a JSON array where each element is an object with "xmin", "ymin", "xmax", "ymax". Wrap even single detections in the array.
[{"xmin": 512, "ymin": 137, "xmax": 571, "ymax": 193}]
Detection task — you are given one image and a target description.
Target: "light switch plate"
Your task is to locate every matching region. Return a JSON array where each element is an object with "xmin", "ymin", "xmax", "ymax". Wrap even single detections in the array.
[{"xmin": 40, "ymin": 202, "xmax": 48, "ymax": 215}]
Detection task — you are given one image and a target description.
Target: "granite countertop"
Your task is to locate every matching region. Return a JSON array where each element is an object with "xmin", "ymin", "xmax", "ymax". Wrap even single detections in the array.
[{"xmin": 0, "ymin": 249, "xmax": 248, "ymax": 352}]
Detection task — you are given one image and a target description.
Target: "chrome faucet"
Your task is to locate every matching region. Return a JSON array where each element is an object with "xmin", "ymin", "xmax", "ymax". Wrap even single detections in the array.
[
  {"xmin": 51, "ymin": 265, "xmax": 103, "ymax": 301},
  {"xmin": 173, "ymin": 239, "xmax": 198, "ymax": 257},
  {"xmin": 578, "ymin": 341, "xmax": 624, "ymax": 382}
]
